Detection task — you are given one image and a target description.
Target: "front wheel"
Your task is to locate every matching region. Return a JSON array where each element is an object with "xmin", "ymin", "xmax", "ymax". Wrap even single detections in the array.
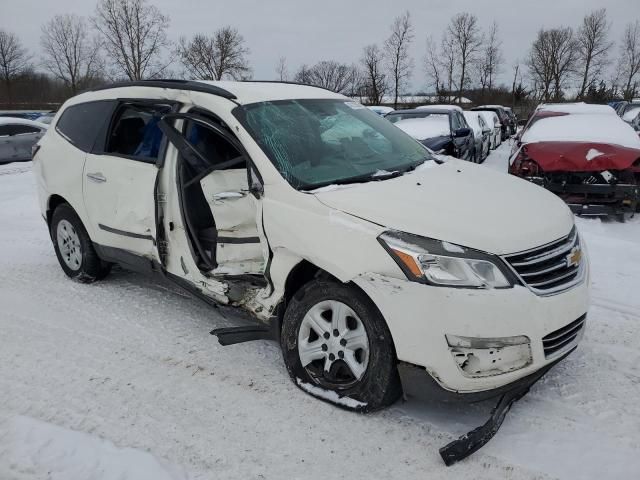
[
  {"xmin": 281, "ymin": 280, "xmax": 402, "ymax": 412},
  {"xmin": 51, "ymin": 204, "xmax": 111, "ymax": 283}
]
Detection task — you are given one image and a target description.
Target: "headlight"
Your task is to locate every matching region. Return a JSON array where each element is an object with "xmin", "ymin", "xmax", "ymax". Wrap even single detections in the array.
[{"xmin": 378, "ymin": 231, "xmax": 517, "ymax": 288}]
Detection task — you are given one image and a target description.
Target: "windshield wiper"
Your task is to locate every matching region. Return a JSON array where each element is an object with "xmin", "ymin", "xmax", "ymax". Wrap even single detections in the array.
[{"xmin": 299, "ymin": 157, "xmax": 434, "ymax": 192}]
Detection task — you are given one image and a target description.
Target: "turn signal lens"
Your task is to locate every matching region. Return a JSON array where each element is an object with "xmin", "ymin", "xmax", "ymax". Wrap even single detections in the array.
[{"xmin": 390, "ymin": 247, "xmax": 423, "ymax": 278}]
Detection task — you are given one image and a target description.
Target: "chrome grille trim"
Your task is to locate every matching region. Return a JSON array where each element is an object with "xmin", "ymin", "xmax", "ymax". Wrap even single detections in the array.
[
  {"xmin": 542, "ymin": 315, "xmax": 586, "ymax": 358},
  {"xmin": 502, "ymin": 227, "xmax": 586, "ymax": 296}
]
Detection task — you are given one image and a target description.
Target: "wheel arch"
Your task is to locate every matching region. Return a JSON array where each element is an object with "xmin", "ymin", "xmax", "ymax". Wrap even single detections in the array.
[
  {"xmin": 46, "ymin": 194, "xmax": 71, "ymax": 227},
  {"xmin": 276, "ymin": 259, "xmax": 399, "ymax": 358}
]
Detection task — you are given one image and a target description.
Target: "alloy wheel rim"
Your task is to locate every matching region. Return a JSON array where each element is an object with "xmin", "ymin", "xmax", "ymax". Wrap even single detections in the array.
[
  {"xmin": 56, "ymin": 220, "xmax": 82, "ymax": 271},
  {"xmin": 298, "ymin": 300, "xmax": 370, "ymax": 389}
]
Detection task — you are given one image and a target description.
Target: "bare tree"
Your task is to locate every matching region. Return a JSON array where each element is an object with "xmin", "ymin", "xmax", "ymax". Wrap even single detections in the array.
[
  {"xmin": 294, "ymin": 64, "xmax": 311, "ymax": 84},
  {"xmin": 0, "ymin": 30, "xmax": 31, "ymax": 103},
  {"xmin": 384, "ymin": 11, "xmax": 414, "ymax": 109},
  {"xmin": 424, "ymin": 35, "xmax": 442, "ymax": 95},
  {"xmin": 478, "ymin": 22, "xmax": 503, "ymax": 92},
  {"xmin": 527, "ymin": 27, "xmax": 577, "ymax": 101},
  {"xmin": 511, "ymin": 62, "xmax": 521, "ymax": 107},
  {"xmin": 178, "ymin": 27, "xmax": 251, "ymax": 80},
  {"xmin": 576, "ymin": 9, "xmax": 612, "ymax": 99},
  {"xmin": 619, "ymin": 20, "xmax": 640, "ymax": 100},
  {"xmin": 360, "ymin": 44, "xmax": 387, "ymax": 104},
  {"xmin": 40, "ymin": 14, "xmax": 102, "ymax": 95},
  {"xmin": 447, "ymin": 13, "xmax": 483, "ymax": 103},
  {"xmin": 92, "ymin": 0, "xmax": 170, "ymax": 80},
  {"xmin": 550, "ymin": 28, "xmax": 578, "ymax": 100},
  {"xmin": 276, "ymin": 56, "xmax": 288, "ymax": 81},
  {"xmin": 440, "ymin": 31, "xmax": 456, "ymax": 97},
  {"xmin": 294, "ymin": 60, "xmax": 358, "ymax": 94}
]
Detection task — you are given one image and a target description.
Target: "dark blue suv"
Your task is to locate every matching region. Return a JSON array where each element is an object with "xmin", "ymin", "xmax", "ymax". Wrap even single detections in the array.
[{"xmin": 385, "ymin": 106, "xmax": 476, "ymax": 161}]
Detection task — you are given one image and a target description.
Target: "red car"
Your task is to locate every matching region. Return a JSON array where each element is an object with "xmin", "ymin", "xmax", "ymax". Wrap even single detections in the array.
[{"xmin": 509, "ymin": 111, "xmax": 640, "ymax": 218}]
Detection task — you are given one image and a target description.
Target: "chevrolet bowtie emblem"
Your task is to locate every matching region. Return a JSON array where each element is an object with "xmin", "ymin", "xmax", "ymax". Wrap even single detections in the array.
[{"xmin": 566, "ymin": 247, "xmax": 582, "ymax": 268}]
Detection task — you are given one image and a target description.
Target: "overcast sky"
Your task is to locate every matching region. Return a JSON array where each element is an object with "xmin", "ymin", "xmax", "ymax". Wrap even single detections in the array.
[{"xmin": 1, "ymin": 0, "xmax": 638, "ymax": 90}]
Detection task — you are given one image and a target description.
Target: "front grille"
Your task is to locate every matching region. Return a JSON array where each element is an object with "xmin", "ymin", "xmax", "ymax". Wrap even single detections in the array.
[
  {"xmin": 503, "ymin": 227, "xmax": 583, "ymax": 295},
  {"xmin": 542, "ymin": 314, "xmax": 586, "ymax": 357}
]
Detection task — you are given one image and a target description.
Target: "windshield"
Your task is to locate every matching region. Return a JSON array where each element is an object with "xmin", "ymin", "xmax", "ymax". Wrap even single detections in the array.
[{"xmin": 233, "ymin": 99, "xmax": 432, "ymax": 190}]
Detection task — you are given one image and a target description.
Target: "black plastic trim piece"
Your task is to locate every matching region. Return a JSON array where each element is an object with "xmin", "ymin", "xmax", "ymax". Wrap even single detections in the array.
[
  {"xmin": 98, "ymin": 223, "xmax": 154, "ymax": 241},
  {"xmin": 93, "ymin": 244, "xmax": 157, "ymax": 274},
  {"xmin": 436, "ymin": 348, "xmax": 575, "ymax": 466},
  {"xmin": 90, "ymin": 79, "xmax": 238, "ymax": 100},
  {"xmin": 210, "ymin": 325, "xmax": 274, "ymax": 346},
  {"xmin": 217, "ymin": 236, "xmax": 261, "ymax": 244}
]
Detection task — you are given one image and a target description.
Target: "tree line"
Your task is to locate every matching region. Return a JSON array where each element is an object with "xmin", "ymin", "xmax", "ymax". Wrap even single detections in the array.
[{"xmin": 0, "ymin": 0, "xmax": 639, "ymax": 110}]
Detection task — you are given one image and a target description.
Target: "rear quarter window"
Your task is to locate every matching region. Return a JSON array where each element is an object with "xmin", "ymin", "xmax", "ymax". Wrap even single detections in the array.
[{"xmin": 56, "ymin": 101, "xmax": 116, "ymax": 152}]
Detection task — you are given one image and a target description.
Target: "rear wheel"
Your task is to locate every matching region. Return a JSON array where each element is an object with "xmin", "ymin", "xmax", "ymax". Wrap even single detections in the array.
[
  {"xmin": 51, "ymin": 204, "xmax": 111, "ymax": 283},
  {"xmin": 281, "ymin": 280, "xmax": 401, "ymax": 412}
]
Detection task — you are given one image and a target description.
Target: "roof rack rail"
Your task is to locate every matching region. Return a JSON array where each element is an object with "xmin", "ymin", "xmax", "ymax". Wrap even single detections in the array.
[
  {"xmin": 90, "ymin": 79, "xmax": 237, "ymax": 100},
  {"xmin": 239, "ymin": 79, "xmax": 338, "ymax": 94}
]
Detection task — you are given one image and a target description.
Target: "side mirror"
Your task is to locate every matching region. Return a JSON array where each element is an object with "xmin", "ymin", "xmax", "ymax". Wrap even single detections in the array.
[{"xmin": 454, "ymin": 128, "xmax": 471, "ymax": 138}]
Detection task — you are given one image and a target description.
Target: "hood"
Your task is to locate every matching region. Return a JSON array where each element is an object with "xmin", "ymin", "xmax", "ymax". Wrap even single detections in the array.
[
  {"xmin": 313, "ymin": 160, "xmax": 574, "ymax": 255},
  {"xmin": 524, "ymin": 142, "xmax": 640, "ymax": 172}
]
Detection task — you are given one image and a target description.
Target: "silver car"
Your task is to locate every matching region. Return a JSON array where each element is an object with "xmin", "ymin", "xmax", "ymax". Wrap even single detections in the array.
[{"xmin": 0, "ymin": 117, "xmax": 48, "ymax": 164}]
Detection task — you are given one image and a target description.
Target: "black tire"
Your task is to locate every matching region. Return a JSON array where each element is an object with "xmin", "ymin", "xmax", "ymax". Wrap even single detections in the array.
[
  {"xmin": 281, "ymin": 279, "xmax": 402, "ymax": 412},
  {"xmin": 50, "ymin": 204, "xmax": 111, "ymax": 283}
]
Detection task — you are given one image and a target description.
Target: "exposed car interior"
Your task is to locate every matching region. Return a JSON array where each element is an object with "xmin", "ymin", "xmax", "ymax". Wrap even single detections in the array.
[{"xmin": 176, "ymin": 112, "xmax": 246, "ymax": 272}]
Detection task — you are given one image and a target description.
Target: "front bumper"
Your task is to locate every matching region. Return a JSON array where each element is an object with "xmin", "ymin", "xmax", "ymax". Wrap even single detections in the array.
[
  {"xmin": 526, "ymin": 177, "xmax": 639, "ymax": 216},
  {"xmin": 355, "ymin": 270, "xmax": 589, "ymax": 394}
]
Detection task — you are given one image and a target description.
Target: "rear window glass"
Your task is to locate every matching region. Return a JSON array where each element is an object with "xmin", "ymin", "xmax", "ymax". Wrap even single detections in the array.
[{"xmin": 56, "ymin": 101, "xmax": 115, "ymax": 152}]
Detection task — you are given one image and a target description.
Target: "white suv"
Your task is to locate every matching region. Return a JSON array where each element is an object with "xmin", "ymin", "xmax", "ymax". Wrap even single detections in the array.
[{"xmin": 34, "ymin": 80, "xmax": 589, "ymax": 411}]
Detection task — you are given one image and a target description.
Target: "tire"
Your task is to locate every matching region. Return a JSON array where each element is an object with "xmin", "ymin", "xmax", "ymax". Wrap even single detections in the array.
[
  {"xmin": 281, "ymin": 279, "xmax": 402, "ymax": 412},
  {"xmin": 50, "ymin": 204, "xmax": 111, "ymax": 283}
]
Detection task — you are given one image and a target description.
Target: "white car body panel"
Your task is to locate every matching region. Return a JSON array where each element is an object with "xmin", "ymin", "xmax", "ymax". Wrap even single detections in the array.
[
  {"xmin": 34, "ymin": 81, "xmax": 589, "ymax": 394},
  {"xmin": 314, "ymin": 159, "xmax": 573, "ymax": 255},
  {"xmin": 83, "ymin": 152, "xmax": 159, "ymax": 259}
]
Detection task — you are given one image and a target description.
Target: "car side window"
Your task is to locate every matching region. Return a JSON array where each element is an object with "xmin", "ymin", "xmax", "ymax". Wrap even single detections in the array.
[
  {"xmin": 56, "ymin": 101, "xmax": 117, "ymax": 152},
  {"xmin": 457, "ymin": 113, "xmax": 468, "ymax": 129},
  {"xmin": 106, "ymin": 104, "xmax": 171, "ymax": 162},
  {"xmin": 182, "ymin": 118, "xmax": 245, "ymax": 173},
  {"xmin": 450, "ymin": 113, "xmax": 461, "ymax": 130},
  {"xmin": 0, "ymin": 125, "xmax": 11, "ymax": 137},
  {"xmin": 10, "ymin": 125, "xmax": 40, "ymax": 135}
]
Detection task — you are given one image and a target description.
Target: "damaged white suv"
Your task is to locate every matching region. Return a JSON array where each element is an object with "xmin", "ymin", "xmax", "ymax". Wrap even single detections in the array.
[{"xmin": 34, "ymin": 80, "xmax": 589, "ymax": 413}]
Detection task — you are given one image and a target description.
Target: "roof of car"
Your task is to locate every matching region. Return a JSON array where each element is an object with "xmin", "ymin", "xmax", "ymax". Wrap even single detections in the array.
[
  {"xmin": 0, "ymin": 117, "xmax": 48, "ymax": 128},
  {"xmin": 87, "ymin": 79, "xmax": 345, "ymax": 105},
  {"xmin": 388, "ymin": 108, "xmax": 451, "ymax": 115},
  {"xmin": 536, "ymin": 102, "xmax": 616, "ymax": 116},
  {"xmin": 521, "ymin": 114, "xmax": 640, "ymax": 149},
  {"xmin": 416, "ymin": 104, "xmax": 463, "ymax": 112},
  {"xmin": 473, "ymin": 105, "xmax": 506, "ymax": 110}
]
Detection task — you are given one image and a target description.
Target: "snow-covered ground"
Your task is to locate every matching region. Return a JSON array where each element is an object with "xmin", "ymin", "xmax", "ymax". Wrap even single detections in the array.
[{"xmin": 1, "ymin": 143, "xmax": 639, "ymax": 479}]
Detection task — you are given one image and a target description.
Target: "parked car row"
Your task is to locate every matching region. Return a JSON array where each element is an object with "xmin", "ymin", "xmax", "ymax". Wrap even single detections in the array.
[
  {"xmin": 369, "ymin": 103, "xmax": 517, "ymax": 164},
  {"xmin": 510, "ymin": 102, "xmax": 640, "ymax": 219}
]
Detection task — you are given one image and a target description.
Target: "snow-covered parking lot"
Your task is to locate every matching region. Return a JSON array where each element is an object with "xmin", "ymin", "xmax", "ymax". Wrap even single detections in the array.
[{"xmin": 1, "ymin": 142, "xmax": 640, "ymax": 479}]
